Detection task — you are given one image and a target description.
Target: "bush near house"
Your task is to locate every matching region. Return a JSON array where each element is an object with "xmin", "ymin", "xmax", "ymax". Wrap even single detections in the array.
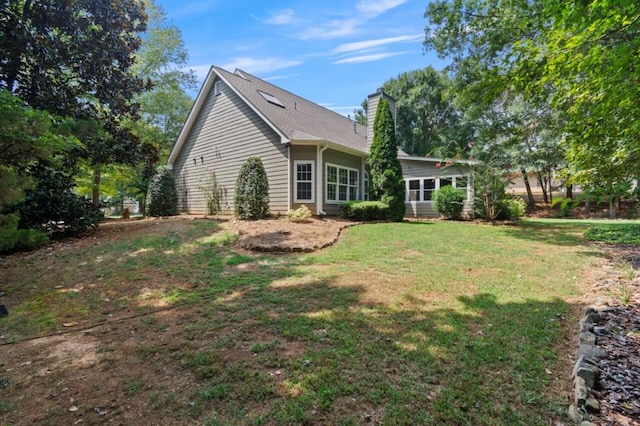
[
  {"xmin": 146, "ymin": 166, "xmax": 177, "ymax": 217},
  {"xmin": 287, "ymin": 205, "xmax": 312, "ymax": 223},
  {"xmin": 234, "ymin": 157, "xmax": 269, "ymax": 220},
  {"xmin": 339, "ymin": 200, "xmax": 390, "ymax": 221},
  {"xmin": 433, "ymin": 185, "xmax": 466, "ymax": 220},
  {"xmin": 498, "ymin": 197, "xmax": 527, "ymax": 223}
]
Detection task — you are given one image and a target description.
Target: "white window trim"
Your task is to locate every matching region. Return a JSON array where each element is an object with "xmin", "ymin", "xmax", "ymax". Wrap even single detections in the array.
[
  {"xmin": 326, "ymin": 162, "xmax": 359, "ymax": 204},
  {"xmin": 294, "ymin": 160, "xmax": 315, "ymax": 203},
  {"xmin": 214, "ymin": 80, "xmax": 222, "ymax": 96},
  {"xmin": 405, "ymin": 175, "xmax": 470, "ymax": 203}
]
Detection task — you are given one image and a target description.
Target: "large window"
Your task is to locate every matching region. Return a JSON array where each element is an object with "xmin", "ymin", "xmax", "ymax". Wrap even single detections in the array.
[
  {"xmin": 326, "ymin": 163, "xmax": 359, "ymax": 203},
  {"xmin": 294, "ymin": 161, "xmax": 314, "ymax": 202},
  {"xmin": 405, "ymin": 176, "xmax": 469, "ymax": 202}
]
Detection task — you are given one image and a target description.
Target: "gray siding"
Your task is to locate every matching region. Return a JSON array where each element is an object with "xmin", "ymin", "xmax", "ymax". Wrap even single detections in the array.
[
  {"xmin": 173, "ymin": 79, "xmax": 289, "ymax": 214},
  {"xmin": 401, "ymin": 159, "xmax": 474, "ymax": 218}
]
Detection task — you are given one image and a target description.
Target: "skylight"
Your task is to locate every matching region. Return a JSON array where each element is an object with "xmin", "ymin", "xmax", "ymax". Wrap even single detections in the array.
[{"xmin": 258, "ymin": 90, "xmax": 285, "ymax": 108}]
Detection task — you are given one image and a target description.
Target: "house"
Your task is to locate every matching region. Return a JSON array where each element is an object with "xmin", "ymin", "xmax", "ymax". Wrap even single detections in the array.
[{"xmin": 167, "ymin": 66, "xmax": 474, "ymax": 218}]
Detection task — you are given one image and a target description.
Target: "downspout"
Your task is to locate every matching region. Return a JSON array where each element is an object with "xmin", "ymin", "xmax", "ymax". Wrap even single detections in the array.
[
  {"xmin": 287, "ymin": 144, "xmax": 291, "ymax": 211},
  {"xmin": 317, "ymin": 144, "xmax": 329, "ymax": 215}
]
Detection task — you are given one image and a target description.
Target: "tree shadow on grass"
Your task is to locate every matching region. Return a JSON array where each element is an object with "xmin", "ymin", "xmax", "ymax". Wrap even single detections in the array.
[
  {"xmin": 162, "ymin": 273, "xmax": 578, "ymax": 426},
  {"xmin": 0, "ymin": 219, "xmax": 580, "ymax": 426}
]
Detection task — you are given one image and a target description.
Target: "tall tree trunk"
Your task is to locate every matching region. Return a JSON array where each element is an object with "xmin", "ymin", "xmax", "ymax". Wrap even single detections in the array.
[
  {"xmin": 566, "ymin": 184, "xmax": 573, "ymax": 199},
  {"xmin": 609, "ymin": 200, "xmax": 616, "ymax": 219},
  {"xmin": 585, "ymin": 190, "xmax": 591, "ymax": 217},
  {"xmin": 535, "ymin": 171, "xmax": 548, "ymax": 203},
  {"xmin": 521, "ymin": 169, "xmax": 535, "ymax": 207},
  {"xmin": 92, "ymin": 166, "xmax": 101, "ymax": 206}
]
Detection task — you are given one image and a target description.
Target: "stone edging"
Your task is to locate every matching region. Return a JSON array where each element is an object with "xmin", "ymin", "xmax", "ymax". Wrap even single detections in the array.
[
  {"xmin": 569, "ymin": 302, "xmax": 614, "ymax": 425},
  {"xmin": 239, "ymin": 222, "xmax": 359, "ymax": 253}
]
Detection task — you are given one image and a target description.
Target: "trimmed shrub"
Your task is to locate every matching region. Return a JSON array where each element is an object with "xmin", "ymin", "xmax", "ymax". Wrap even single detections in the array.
[
  {"xmin": 433, "ymin": 185, "xmax": 466, "ymax": 220},
  {"xmin": 234, "ymin": 157, "xmax": 269, "ymax": 220},
  {"xmin": 146, "ymin": 166, "xmax": 177, "ymax": 217},
  {"xmin": 287, "ymin": 205, "xmax": 312, "ymax": 223},
  {"xmin": 340, "ymin": 201, "xmax": 390, "ymax": 221}
]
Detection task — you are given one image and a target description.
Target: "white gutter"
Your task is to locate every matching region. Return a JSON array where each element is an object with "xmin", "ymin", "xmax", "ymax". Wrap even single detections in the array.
[
  {"xmin": 316, "ymin": 144, "xmax": 329, "ymax": 215},
  {"xmin": 287, "ymin": 144, "xmax": 291, "ymax": 211}
]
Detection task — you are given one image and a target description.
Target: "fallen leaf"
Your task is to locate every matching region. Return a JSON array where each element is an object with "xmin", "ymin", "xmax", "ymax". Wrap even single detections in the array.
[{"xmin": 62, "ymin": 322, "xmax": 79, "ymax": 327}]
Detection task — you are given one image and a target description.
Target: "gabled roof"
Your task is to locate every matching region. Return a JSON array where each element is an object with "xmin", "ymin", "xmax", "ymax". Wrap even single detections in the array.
[{"xmin": 168, "ymin": 66, "xmax": 368, "ymax": 167}]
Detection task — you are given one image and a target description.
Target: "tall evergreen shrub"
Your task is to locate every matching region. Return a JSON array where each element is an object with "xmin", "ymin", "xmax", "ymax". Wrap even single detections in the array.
[
  {"xmin": 146, "ymin": 166, "xmax": 177, "ymax": 217},
  {"xmin": 234, "ymin": 157, "xmax": 269, "ymax": 219},
  {"xmin": 369, "ymin": 98, "xmax": 405, "ymax": 221}
]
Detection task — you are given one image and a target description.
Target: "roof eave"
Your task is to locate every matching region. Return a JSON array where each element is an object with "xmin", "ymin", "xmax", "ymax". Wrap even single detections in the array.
[{"xmin": 398, "ymin": 155, "xmax": 480, "ymax": 165}]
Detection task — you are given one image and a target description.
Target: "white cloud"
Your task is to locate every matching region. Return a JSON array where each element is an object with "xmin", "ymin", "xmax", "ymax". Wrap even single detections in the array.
[
  {"xmin": 318, "ymin": 104, "xmax": 362, "ymax": 117},
  {"xmin": 298, "ymin": 0, "xmax": 409, "ymax": 40},
  {"xmin": 263, "ymin": 9, "xmax": 296, "ymax": 25},
  {"xmin": 299, "ymin": 18, "xmax": 360, "ymax": 40},
  {"xmin": 332, "ymin": 34, "xmax": 423, "ymax": 54},
  {"xmin": 264, "ymin": 73, "xmax": 301, "ymax": 82},
  {"xmin": 333, "ymin": 51, "xmax": 407, "ymax": 64},
  {"xmin": 356, "ymin": 0, "xmax": 407, "ymax": 17},
  {"xmin": 221, "ymin": 57, "xmax": 302, "ymax": 74}
]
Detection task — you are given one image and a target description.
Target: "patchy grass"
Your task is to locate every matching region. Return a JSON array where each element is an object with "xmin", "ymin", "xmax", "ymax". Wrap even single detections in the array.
[{"xmin": 0, "ymin": 218, "xmax": 602, "ymax": 425}]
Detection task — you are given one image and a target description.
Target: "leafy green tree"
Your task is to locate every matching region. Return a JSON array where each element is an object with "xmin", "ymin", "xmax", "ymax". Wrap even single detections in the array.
[
  {"xmin": 132, "ymin": 0, "xmax": 196, "ymax": 161},
  {"xmin": 353, "ymin": 99, "xmax": 368, "ymax": 126},
  {"xmin": 369, "ymin": 99, "xmax": 405, "ymax": 221},
  {"xmin": 381, "ymin": 67, "xmax": 471, "ymax": 157},
  {"xmin": 234, "ymin": 157, "xmax": 270, "ymax": 220},
  {"xmin": 0, "ymin": 0, "xmax": 156, "ymax": 209},
  {"xmin": 0, "ymin": 90, "xmax": 77, "ymax": 250},
  {"xmin": 424, "ymin": 0, "xmax": 640, "ymax": 199}
]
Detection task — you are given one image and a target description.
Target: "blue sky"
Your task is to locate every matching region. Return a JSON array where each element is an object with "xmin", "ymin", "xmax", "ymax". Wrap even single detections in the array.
[{"xmin": 155, "ymin": 0, "xmax": 448, "ymax": 116}]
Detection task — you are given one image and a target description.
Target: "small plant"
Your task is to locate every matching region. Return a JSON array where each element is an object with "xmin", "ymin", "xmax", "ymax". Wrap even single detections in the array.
[
  {"xmin": 433, "ymin": 185, "xmax": 465, "ymax": 220},
  {"xmin": 551, "ymin": 196, "xmax": 582, "ymax": 218},
  {"xmin": 287, "ymin": 205, "xmax": 312, "ymax": 223},
  {"xmin": 198, "ymin": 171, "xmax": 224, "ymax": 215},
  {"xmin": 618, "ymin": 282, "xmax": 632, "ymax": 306},
  {"xmin": 616, "ymin": 260, "xmax": 637, "ymax": 281},
  {"xmin": 146, "ymin": 166, "xmax": 178, "ymax": 217},
  {"xmin": 339, "ymin": 200, "xmax": 390, "ymax": 221},
  {"xmin": 499, "ymin": 197, "xmax": 527, "ymax": 223},
  {"xmin": 234, "ymin": 157, "xmax": 269, "ymax": 220}
]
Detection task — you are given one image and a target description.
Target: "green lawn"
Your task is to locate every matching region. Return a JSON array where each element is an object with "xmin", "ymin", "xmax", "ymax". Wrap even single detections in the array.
[{"xmin": 0, "ymin": 219, "xmax": 604, "ymax": 425}]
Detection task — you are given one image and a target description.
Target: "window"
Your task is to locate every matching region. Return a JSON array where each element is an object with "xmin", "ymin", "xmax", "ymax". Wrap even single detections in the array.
[
  {"xmin": 423, "ymin": 179, "xmax": 436, "ymax": 200},
  {"xmin": 294, "ymin": 161, "xmax": 314, "ymax": 202},
  {"xmin": 326, "ymin": 163, "xmax": 359, "ymax": 203},
  {"xmin": 408, "ymin": 179, "xmax": 420, "ymax": 201},
  {"xmin": 405, "ymin": 176, "xmax": 468, "ymax": 202},
  {"xmin": 214, "ymin": 80, "xmax": 222, "ymax": 96},
  {"xmin": 258, "ymin": 90, "xmax": 285, "ymax": 108},
  {"xmin": 363, "ymin": 171, "xmax": 369, "ymax": 200}
]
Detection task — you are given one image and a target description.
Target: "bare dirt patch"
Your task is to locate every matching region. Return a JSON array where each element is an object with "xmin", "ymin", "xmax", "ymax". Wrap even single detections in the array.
[{"xmin": 222, "ymin": 215, "xmax": 354, "ymax": 252}]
